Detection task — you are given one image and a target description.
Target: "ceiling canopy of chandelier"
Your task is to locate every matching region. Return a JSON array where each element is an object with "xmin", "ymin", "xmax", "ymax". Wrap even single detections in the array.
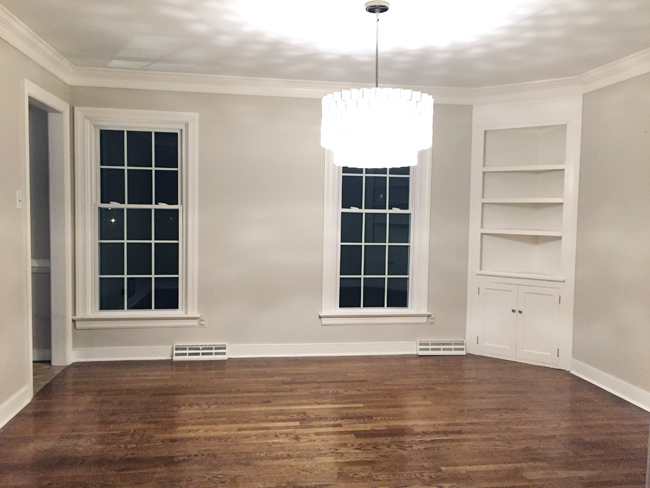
[{"xmin": 321, "ymin": 1, "xmax": 434, "ymax": 169}]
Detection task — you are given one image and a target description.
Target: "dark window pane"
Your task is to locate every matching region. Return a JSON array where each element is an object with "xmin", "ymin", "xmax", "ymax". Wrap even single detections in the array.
[
  {"xmin": 127, "ymin": 209, "xmax": 152, "ymax": 240},
  {"xmin": 364, "ymin": 214, "xmax": 387, "ymax": 243},
  {"xmin": 128, "ymin": 169, "xmax": 153, "ymax": 204},
  {"xmin": 342, "ymin": 167, "xmax": 362, "ymax": 174},
  {"xmin": 99, "ymin": 278, "xmax": 124, "ymax": 310},
  {"xmin": 127, "ymin": 278, "xmax": 152, "ymax": 310},
  {"xmin": 155, "ymin": 278, "xmax": 179, "ymax": 309},
  {"xmin": 389, "ymin": 167, "xmax": 410, "ymax": 175},
  {"xmin": 387, "ymin": 278, "xmax": 408, "ymax": 307},
  {"xmin": 339, "ymin": 278, "xmax": 361, "ymax": 308},
  {"xmin": 388, "ymin": 246, "xmax": 409, "ymax": 275},
  {"xmin": 155, "ymin": 209, "xmax": 179, "ymax": 241},
  {"xmin": 99, "ymin": 243, "xmax": 124, "ymax": 276},
  {"xmin": 101, "ymin": 168, "xmax": 125, "ymax": 204},
  {"xmin": 389, "ymin": 177, "xmax": 410, "ymax": 210},
  {"xmin": 364, "ymin": 245, "xmax": 386, "ymax": 275},
  {"xmin": 363, "ymin": 278, "xmax": 385, "ymax": 307},
  {"xmin": 389, "ymin": 214, "xmax": 411, "ymax": 243},
  {"xmin": 100, "ymin": 130, "xmax": 124, "ymax": 167},
  {"xmin": 99, "ymin": 208, "xmax": 124, "ymax": 241},
  {"xmin": 155, "ymin": 243, "xmax": 179, "ymax": 275},
  {"xmin": 127, "ymin": 131, "xmax": 152, "ymax": 167},
  {"xmin": 365, "ymin": 176, "xmax": 387, "ymax": 209},
  {"xmin": 342, "ymin": 176, "xmax": 362, "ymax": 209},
  {"xmin": 155, "ymin": 170, "xmax": 178, "ymax": 205},
  {"xmin": 155, "ymin": 132, "xmax": 178, "ymax": 168},
  {"xmin": 366, "ymin": 168, "xmax": 387, "ymax": 174},
  {"xmin": 339, "ymin": 245, "xmax": 362, "ymax": 276},
  {"xmin": 340, "ymin": 213, "xmax": 362, "ymax": 243},
  {"xmin": 127, "ymin": 243, "xmax": 152, "ymax": 275}
]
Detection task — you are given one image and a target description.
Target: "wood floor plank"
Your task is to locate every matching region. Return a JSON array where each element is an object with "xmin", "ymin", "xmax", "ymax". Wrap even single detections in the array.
[{"xmin": 0, "ymin": 355, "xmax": 648, "ymax": 488}]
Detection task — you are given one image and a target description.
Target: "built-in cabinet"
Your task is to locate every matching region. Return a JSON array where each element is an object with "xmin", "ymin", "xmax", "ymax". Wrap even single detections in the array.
[
  {"xmin": 477, "ymin": 282, "xmax": 560, "ymax": 366},
  {"xmin": 466, "ymin": 97, "xmax": 583, "ymax": 370}
]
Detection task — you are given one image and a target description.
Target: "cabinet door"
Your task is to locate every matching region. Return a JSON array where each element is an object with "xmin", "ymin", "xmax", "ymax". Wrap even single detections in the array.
[
  {"xmin": 516, "ymin": 286, "xmax": 560, "ymax": 365},
  {"xmin": 478, "ymin": 282, "xmax": 518, "ymax": 358}
]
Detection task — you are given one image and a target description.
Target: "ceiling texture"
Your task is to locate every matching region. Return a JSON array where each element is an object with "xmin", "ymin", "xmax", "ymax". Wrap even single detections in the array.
[{"xmin": 2, "ymin": 0, "xmax": 650, "ymax": 88}]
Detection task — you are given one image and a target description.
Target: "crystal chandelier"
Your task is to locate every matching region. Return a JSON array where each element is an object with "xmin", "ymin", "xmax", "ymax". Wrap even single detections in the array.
[{"xmin": 321, "ymin": 1, "xmax": 434, "ymax": 169}]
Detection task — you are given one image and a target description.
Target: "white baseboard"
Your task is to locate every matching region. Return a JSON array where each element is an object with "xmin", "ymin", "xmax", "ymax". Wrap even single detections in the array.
[
  {"xmin": 571, "ymin": 359, "xmax": 650, "ymax": 413},
  {"xmin": 32, "ymin": 348, "xmax": 51, "ymax": 362},
  {"xmin": 0, "ymin": 384, "xmax": 32, "ymax": 430},
  {"xmin": 71, "ymin": 342, "xmax": 416, "ymax": 362},
  {"xmin": 72, "ymin": 346, "xmax": 172, "ymax": 362},
  {"xmin": 228, "ymin": 341, "xmax": 416, "ymax": 358}
]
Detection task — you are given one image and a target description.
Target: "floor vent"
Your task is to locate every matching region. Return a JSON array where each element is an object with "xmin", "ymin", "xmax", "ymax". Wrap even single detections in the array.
[
  {"xmin": 417, "ymin": 340, "xmax": 466, "ymax": 356},
  {"xmin": 173, "ymin": 344, "xmax": 227, "ymax": 361}
]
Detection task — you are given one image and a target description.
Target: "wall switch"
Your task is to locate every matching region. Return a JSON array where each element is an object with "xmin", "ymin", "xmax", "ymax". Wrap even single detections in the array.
[
  {"xmin": 16, "ymin": 190, "xmax": 22, "ymax": 209},
  {"xmin": 198, "ymin": 315, "xmax": 206, "ymax": 328}
]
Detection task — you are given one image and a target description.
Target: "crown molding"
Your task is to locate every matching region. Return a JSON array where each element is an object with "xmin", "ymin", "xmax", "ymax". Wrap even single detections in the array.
[
  {"xmin": 1, "ymin": 3, "xmax": 650, "ymax": 102},
  {"xmin": 579, "ymin": 47, "xmax": 650, "ymax": 94},
  {"xmin": 71, "ymin": 67, "xmax": 477, "ymax": 104},
  {"xmin": 0, "ymin": 4, "xmax": 73, "ymax": 84}
]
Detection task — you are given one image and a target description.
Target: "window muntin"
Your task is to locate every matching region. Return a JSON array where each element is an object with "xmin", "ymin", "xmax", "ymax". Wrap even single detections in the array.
[
  {"xmin": 97, "ymin": 129, "xmax": 181, "ymax": 311},
  {"xmin": 338, "ymin": 167, "xmax": 411, "ymax": 309}
]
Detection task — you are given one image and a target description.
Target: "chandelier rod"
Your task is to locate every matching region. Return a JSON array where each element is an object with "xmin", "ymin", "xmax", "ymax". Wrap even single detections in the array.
[{"xmin": 375, "ymin": 10, "xmax": 380, "ymax": 88}]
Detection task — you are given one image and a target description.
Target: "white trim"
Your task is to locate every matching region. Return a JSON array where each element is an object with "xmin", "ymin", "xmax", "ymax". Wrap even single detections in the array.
[
  {"xmin": 0, "ymin": 384, "xmax": 31, "ymax": 431},
  {"xmin": 571, "ymin": 359, "xmax": 650, "ymax": 413},
  {"xmin": 71, "ymin": 67, "xmax": 476, "ymax": 104},
  {"xmin": 581, "ymin": 47, "xmax": 650, "ymax": 94},
  {"xmin": 24, "ymin": 81, "xmax": 74, "ymax": 367},
  {"xmin": 74, "ymin": 315, "xmax": 200, "ymax": 329},
  {"xmin": 320, "ymin": 149, "xmax": 432, "ymax": 322},
  {"xmin": 320, "ymin": 312, "xmax": 431, "ymax": 326},
  {"xmin": 73, "ymin": 107, "xmax": 199, "ymax": 326},
  {"xmin": 0, "ymin": 4, "xmax": 73, "ymax": 83},
  {"xmin": 229, "ymin": 342, "xmax": 416, "ymax": 358},
  {"xmin": 1, "ymin": 4, "xmax": 650, "ymax": 102},
  {"xmin": 72, "ymin": 346, "xmax": 172, "ymax": 362},
  {"xmin": 32, "ymin": 348, "xmax": 51, "ymax": 362}
]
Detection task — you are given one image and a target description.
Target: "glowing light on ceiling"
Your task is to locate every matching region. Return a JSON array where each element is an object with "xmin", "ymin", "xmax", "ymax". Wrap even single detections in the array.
[{"xmin": 232, "ymin": 0, "xmax": 549, "ymax": 52}]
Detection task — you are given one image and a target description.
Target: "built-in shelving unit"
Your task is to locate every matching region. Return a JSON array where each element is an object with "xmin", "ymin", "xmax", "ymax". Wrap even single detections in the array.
[
  {"xmin": 479, "ymin": 125, "xmax": 567, "ymax": 278},
  {"xmin": 466, "ymin": 96, "xmax": 583, "ymax": 371}
]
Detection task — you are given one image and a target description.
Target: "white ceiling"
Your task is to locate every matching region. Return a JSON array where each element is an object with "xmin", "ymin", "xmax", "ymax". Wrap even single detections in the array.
[{"xmin": 2, "ymin": 0, "xmax": 650, "ymax": 88}]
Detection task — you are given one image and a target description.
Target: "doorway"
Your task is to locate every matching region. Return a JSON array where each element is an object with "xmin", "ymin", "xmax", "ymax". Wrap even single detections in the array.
[{"xmin": 24, "ymin": 81, "xmax": 73, "ymax": 396}]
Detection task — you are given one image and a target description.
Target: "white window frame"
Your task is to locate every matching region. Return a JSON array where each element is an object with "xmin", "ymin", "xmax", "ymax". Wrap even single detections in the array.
[
  {"xmin": 73, "ymin": 108, "xmax": 199, "ymax": 329},
  {"xmin": 320, "ymin": 149, "xmax": 433, "ymax": 326}
]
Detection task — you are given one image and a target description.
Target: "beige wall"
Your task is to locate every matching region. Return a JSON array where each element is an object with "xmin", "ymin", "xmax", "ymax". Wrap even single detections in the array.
[
  {"xmin": 574, "ymin": 73, "xmax": 650, "ymax": 392},
  {"xmin": 70, "ymin": 87, "xmax": 472, "ymax": 349},
  {"xmin": 0, "ymin": 38, "xmax": 68, "ymax": 409}
]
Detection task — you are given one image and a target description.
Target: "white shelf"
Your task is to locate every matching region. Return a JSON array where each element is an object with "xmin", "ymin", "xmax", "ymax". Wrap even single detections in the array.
[
  {"xmin": 482, "ymin": 198, "xmax": 564, "ymax": 204},
  {"xmin": 483, "ymin": 165, "xmax": 565, "ymax": 173},
  {"xmin": 481, "ymin": 229, "xmax": 562, "ymax": 237},
  {"xmin": 476, "ymin": 271, "xmax": 566, "ymax": 282}
]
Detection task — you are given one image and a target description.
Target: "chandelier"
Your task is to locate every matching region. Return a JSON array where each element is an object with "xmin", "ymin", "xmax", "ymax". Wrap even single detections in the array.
[{"xmin": 321, "ymin": 1, "xmax": 434, "ymax": 169}]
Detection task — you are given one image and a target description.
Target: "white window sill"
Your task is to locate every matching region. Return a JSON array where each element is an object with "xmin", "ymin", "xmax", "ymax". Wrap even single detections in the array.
[
  {"xmin": 73, "ymin": 314, "xmax": 200, "ymax": 330},
  {"xmin": 319, "ymin": 311, "xmax": 431, "ymax": 326}
]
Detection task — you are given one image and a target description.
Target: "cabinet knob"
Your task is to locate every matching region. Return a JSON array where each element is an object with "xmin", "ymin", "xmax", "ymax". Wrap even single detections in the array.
[
  {"xmin": 511, "ymin": 309, "xmax": 516, "ymax": 313},
  {"xmin": 518, "ymin": 310, "xmax": 523, "ymax": 314}
]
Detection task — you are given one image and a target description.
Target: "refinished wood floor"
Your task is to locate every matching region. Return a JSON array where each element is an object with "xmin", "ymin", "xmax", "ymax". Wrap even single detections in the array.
[{"xmin": 1, "ymin": 355, "xmax": 648, "ymax": 487}]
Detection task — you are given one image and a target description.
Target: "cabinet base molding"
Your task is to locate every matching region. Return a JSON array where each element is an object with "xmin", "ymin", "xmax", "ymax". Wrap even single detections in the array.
[
  {"xmin": 571, "ymin": 359, "xmax": 650, "ymax": 413},
  {"xmin": 466, "ymin": 348, "xmax": 563, "ymax": 370}
]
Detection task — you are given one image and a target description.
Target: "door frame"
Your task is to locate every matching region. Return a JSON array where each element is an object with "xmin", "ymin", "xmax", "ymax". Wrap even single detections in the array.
[{"xmin": 23, "ymin": 80, "xmax": 73, "ymax": 376}]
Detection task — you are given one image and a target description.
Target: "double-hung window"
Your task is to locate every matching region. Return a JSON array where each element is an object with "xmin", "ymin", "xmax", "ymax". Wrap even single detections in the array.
[
  {"xmin": 320, "ymin": 151, "xmax": 432, "ymax": 326},
  {"xmin": 74, "ymin": 108, "xmax": 199, "ymax": 329}
]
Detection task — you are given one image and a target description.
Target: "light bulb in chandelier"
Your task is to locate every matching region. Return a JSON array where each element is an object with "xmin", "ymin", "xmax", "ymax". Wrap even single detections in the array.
[{"xmin": 321, "ymin": 1, "xmax": 434, "ymax": 169}]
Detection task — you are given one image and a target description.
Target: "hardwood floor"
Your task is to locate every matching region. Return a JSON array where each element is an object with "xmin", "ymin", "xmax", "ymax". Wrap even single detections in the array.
[
  {"xmin": 1, "ymin": 355, "xmax": 648, "ymax": 487},
  {"xmin": 32, "ymin": 362, "xmax": 66, "ymax": 395}
]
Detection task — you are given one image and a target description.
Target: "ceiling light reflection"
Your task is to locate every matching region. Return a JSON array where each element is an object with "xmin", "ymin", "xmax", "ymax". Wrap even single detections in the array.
[{"xmin": 231, "ymin": 0, "xmax": 550, "ymax": 52}]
